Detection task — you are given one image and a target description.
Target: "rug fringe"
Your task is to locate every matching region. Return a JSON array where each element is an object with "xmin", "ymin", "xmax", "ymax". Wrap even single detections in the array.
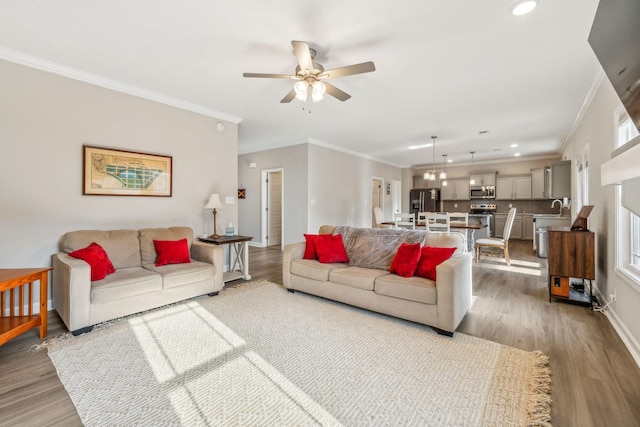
[
  {"xmin": 526, "ymin": 350, "xmax": 552, "ymax": 427},
  {"xmin": 29, "ymin": 332, "xmax": 74, "ymax": 352}
]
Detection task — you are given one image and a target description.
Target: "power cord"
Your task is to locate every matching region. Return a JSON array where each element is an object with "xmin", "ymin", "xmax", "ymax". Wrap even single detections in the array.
[{"xmin": 593, "ymin": 295, "xmax": 614, "ymax": 312}]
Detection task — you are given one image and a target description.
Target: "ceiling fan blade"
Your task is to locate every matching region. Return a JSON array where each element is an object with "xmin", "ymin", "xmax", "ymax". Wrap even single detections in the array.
[
  {"xmin": 319, "ymin": 61, "xmax": 376, "ymax": 79},
  {"xmin": 323, "ymin": 82, "xmax": 351, "ymax": 102},
  {"xmin": 243, "ymin": 72, "xmax": 298, "ymax": 79},
  {"xmin": 280, "ymin": 89, "xmax": 296, "ymax": 103},
  {"xmin": 292, "ymin": 40, "xmax": 313, "ymax": 72}
]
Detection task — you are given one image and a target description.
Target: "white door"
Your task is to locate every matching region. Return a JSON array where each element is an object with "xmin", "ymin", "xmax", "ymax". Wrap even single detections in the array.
[{"xmin": 267, "ymin": 171, "xmax": 282, "ymax": 247}]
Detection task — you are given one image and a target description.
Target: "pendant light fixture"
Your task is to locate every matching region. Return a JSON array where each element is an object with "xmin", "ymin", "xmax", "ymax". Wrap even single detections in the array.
[
  {"xmin": 423, "ymin": 136, "xmax": 437, "ymax": 182},
  {"xmin": 469, "ymin": 151, "xmax": 476, "ymax": 185},
  {"xmin": 441, "ymin": 154, "xmax": 448, "ymax": 186}
]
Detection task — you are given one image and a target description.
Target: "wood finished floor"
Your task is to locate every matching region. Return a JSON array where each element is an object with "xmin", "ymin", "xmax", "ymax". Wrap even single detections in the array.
[{"xmin": 2, "ymin": 241, "xmax": 640, "ymax": 426}]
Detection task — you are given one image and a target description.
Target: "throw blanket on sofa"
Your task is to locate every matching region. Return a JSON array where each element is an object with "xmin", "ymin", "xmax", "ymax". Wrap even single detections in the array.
[{"xmin": 334, "ymin": 226, "xmax": 429, "ymax": 271}]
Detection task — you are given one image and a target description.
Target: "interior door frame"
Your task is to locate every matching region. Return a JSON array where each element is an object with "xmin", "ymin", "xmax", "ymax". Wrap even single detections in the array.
[
  {"xmin": 371, "ymin": 176, "xmax": 385, "ymax": 226},
  {"xmin": 261, "ymin": 168, "xmax": 284, "ymax": 249}
]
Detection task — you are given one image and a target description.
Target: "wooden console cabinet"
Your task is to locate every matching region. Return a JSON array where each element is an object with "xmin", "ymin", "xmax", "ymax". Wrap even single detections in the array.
[{"xmin": 547, "ymin": 227, "xmax": 595, "ymax": 306}]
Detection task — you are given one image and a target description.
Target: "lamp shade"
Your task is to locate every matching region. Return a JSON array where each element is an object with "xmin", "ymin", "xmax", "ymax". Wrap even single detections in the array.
[{"xmin": 204, "ymin": 194, "xmax": 223, "ymax": 210}]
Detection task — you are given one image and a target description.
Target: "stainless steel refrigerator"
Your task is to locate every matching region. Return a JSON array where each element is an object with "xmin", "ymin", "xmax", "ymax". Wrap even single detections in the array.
[{"xmin": 409, "ymin": 189, "xmax": 441, "ymax": 217}]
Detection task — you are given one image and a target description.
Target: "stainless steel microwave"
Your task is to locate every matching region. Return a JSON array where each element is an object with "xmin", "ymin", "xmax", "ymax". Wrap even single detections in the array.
[{"xmin": 470, "ymin": 187, "xmax": 495, "ymax": 199}]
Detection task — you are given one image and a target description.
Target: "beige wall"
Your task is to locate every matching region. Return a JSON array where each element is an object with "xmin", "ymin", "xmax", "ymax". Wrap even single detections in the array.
[
  {"xmin": 238, "ymin": 144, "xmax": 309, "ymax": 246},
  {"xmin": 307, "ymin": 144, "xmax": 402, "ymax": 232},
  {"xmin": 564, "ymin": 77, "xmax": 640, "ymax": 362},
  {"xmin": 0, "ymin": 59, "xmax": 238, "ymax": 308}
]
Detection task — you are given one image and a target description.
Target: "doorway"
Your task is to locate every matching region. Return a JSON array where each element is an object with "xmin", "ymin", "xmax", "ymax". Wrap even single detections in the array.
[
  {"xmin": 371, "ymin": 177, "xmax": 384, "ymax": 227},
  {"xmin": 261, "ymin": 169, "xmax": 283, "ymax": 248}
]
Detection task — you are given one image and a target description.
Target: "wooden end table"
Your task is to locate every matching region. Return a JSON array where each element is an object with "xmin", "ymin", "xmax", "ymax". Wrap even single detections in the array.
[
  {"xmin": 0, "ymin": 267, "xmax": 52, "ymax": 346},
  {"xmin": 198, "ymin": 235, "xmax": 253, "ymax": 282}
]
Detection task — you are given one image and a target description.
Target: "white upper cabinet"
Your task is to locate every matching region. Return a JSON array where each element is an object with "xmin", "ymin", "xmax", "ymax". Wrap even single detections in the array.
[{"xmin": 496, "ymin": 176, "xmax": 532, "ymax": 200}]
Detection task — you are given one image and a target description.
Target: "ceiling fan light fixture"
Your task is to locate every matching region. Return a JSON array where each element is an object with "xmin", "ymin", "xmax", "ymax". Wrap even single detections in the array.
[
  {"xmin": 294, "ymin": 81, "xmax": 308, "ymax": 102},
  {"xmin": 511, "ymin": 0, "xmax": 538, "ymax": 16},
  {"xmin": 311, "ymin": 90, "xmax": 324, "ymax": 103},
  {"xmin": 312, "ymin": 81, "xmax": 326, "ymax": 95}
]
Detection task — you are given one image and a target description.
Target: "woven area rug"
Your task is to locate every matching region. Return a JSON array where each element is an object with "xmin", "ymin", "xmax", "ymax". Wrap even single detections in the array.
[{"xmin": 47, "ymin": 281, "xmax": 551, "ymax": 426}]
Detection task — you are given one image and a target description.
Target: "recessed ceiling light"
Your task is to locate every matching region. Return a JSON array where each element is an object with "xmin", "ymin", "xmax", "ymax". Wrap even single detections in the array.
[
  {"xmin": 447, "ymin": 159, "xmax": 453, "ymax": 163},
  {"xmin": 511, "ymin": 0, "xmax": 538, "ymax": 16},
  {"xmin": 514, "ymin": 153, "xmax": 521, "ymax": 157},
  {"xmin": 511, "ymin": 143, "xmax": 518, "ymax": 148}
]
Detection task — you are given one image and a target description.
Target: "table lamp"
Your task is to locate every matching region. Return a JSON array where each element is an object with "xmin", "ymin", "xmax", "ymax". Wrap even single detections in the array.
[{"xmin": 204, "ymin": 194, "xmax": 224, "ymax": 238}]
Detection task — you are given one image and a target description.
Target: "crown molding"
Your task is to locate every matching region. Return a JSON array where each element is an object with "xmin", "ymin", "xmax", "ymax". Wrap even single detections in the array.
[
  {"xmin": 0, "ymin": 47, "xmax": 242, "ymax": 124},
  {"xmin": 561, "ymin": 68, "xmax": 605, "ymax": 150}
]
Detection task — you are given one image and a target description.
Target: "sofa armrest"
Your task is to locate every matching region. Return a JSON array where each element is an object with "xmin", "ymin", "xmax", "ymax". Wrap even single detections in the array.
[
  {"xmin": 435, "ymin": 252, "xmax": 472, "ymax": 333},
  {"xmin": 52, "ymin": 252, "xmax": 92, "ymax": 332},
  {"xmin": 190, "ymin": 241, "xmax": 224, "ymax": 290},
  {"xmin": 282, "ymin": 242, "xmax": 306, "ymax": 289}
]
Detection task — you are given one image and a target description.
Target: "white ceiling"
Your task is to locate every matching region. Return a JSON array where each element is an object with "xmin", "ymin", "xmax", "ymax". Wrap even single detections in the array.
[{"xmin": 0, "ymin": 0, "xmax": 603, "ymax": 168}]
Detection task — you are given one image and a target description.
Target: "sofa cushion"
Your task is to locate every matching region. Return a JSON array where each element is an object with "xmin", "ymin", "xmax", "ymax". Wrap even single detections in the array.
[
  {"xmin": 139, "ymin": 227, "xmax": 194, "ymax": 265},
  {"xmin": 389, "ymin": 242, "xmax": 421, "ymax": 277},
  {"xmin": 345, "ymin": 228, "xmax": 428, "ymax": 270},
  {"xmin": 415, "ymin": 246, "xmax": 457, "ymax": 280},
  {"xmin": 315, "ymin": 234, "xmax": 349, "ymax": 263},
  {"xmin": 69, "ymin": 242, "xmax": 116, "ymax": 281},
  {"xmin": 374, "ymin": 275, "xmax": 437, "ymax": 305},
  {"xmin": 424, "ymin": 232, "xmax": 466, "ymax": 255},
  {"xmin": 144, "ymin": 260, "xmax": 214, "ymax": 289},
  {"xmin": 328, "ymin": 267, "xmax": 390, "ymax": 291},
  {"xmin": 290, "ymin": 259, "xmax": 344, "ymax": 282},
  {"xmin": 153, "ymin": 238, "xmax": 191, "ymax": 266},
  {"xmin": 91, "ymin": 267, "xmax": 162, "ymax": 304},
  {"xmin": 63, "ymin": 229, "xmax": 141, "ymax": 269}
]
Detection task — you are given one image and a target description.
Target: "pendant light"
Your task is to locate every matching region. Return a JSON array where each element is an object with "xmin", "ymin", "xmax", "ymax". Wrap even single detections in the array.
[
  {"xmin": 441, "ymin": 154, "xmax": 448, "ymax": 186},
  {"xmin": 423, "ymin": 136, "xmax": 437, "ymax": 181},
  {"xmin": 469, "ymin": 151, "xmax": 476, "ymax": 185}
]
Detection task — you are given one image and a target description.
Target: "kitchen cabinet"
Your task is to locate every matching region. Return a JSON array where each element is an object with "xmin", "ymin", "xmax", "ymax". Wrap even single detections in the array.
[
  {"xmin": 441, "ymin": 179, "xmax": 470, "ymax": 201},
  {"xmin": 494, "ymin": 213, "xmax": 529, "ymax": 240},
  {"xmin": 523, "ymin": 214, "xmax": 534, "ymax": 240},
  {"xmin": 469, "ymin": 173, "xmax": 496, "ymax": 187},
  {"xmin": 531, "ymin": 168, "xmax": 548, "ymax": 199},
  {"xmin": 413, "ymin": 175, "xmax": 439, "ymax": 189},
  {"xmin": 496, "ymin": 176, "xmax": 532, "ymax": 200},
  {"xmin": 550, "ymin": 160, "xmax": 571, "ymax": 199}
]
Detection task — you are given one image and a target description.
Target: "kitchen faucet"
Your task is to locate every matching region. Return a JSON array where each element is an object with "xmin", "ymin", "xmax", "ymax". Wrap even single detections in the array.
[{"xmin": 551, "ymin": 199, "xmax": 563, "ymax": 215}]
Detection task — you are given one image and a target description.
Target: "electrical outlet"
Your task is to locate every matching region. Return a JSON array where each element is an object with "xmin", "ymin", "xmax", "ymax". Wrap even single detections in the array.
[
  {"xmin": 610, "ymin": 288, "xmax": 617, "ymax": 302},
  {"xmin": 454, "ymin": 203, "xmax": 458, "ymax": 208},
  {"xmin": 508, "ymin": 203, "xmax": 513, "ymax": 208}
]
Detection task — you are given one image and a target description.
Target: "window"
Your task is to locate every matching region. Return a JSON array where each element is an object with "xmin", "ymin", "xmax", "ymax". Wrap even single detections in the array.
[
  {"xmin": 575, "ymin": 145, "xmax": 589, "ymax": 213},
  {"xmin": 616, "ymin": 112, "xmax": 640, "ymax": 281}
]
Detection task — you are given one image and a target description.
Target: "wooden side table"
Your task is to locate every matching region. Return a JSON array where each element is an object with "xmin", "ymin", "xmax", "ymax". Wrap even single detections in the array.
[
  {"xmin": 0, "ymin": 267, "xmax": 52, "ymax": 345},
  {"xmin": 198, "ymin": 235, "xmax": 253, "ymax": 282},
  {"xmin": 547, "ymin": 227, "xmax": 595, "ymax": 307}
]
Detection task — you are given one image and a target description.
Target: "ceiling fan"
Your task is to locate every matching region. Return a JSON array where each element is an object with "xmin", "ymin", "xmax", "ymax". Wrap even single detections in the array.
[{"xmin": 243, "ymin": 40, "xmax": 376, "ymax": 103}]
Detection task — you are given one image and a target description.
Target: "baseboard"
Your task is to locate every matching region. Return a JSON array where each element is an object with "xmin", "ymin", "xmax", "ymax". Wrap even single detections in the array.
[
  {"xmin": 605, "ymin": 308, "xmax": 640, "ymax": 369},
  {"xmin": 593, "ymin": 286, "xmax": 640, "ymax": 369}
]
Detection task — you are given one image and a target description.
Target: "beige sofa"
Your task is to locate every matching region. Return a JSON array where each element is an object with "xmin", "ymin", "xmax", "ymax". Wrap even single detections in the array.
[
  {"xmin": 283, "ymin": 225, "xmax": 472, "ymax": 336},
  {"xmin": 52, "ymin": 226, "xmax": 223, "ymax": 335}
]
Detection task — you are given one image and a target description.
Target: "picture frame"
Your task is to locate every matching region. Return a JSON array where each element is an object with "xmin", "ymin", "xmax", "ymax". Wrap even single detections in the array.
[{"xmin": 83, "ymin": 145, "xmax": 172, "ymax": 197}]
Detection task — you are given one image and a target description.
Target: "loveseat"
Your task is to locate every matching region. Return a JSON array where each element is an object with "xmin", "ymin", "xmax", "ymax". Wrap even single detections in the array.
[
  {"xmin": 283, "ymin": 225, "xmax": 472, "ymax": 335},
  {"xmin": 52, "ymin": 226, "xmax": 223, "ymax": 335}
]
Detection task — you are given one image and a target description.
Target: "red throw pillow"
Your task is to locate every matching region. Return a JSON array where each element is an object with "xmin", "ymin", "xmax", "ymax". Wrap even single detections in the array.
[
  {"xmin": 69, "ymin": 242, "xmax": 116, "ymax": 281},
  {"xmin": 303, "ymin": 234, "xmax": 319, "ymax": 259},
  {"xmin": 314, "ymin": 234, "xmax": 349, "ymax": 263},
  {"xmin": 153, "ymin": 238, "xmax": 191, "ymax": 266},
  {"xmin": 415, "ymin": 246, "xmax": 457, "ymax": 281},
  {"xmin": 390, "ymin": 242, "xmax": 422, "ymax": 277}
]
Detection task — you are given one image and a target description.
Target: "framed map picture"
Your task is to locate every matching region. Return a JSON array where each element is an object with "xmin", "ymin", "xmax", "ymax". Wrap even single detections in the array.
[{"xmin": 83, "ymin": 145, "xmax": 172, "ymax": 196}]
